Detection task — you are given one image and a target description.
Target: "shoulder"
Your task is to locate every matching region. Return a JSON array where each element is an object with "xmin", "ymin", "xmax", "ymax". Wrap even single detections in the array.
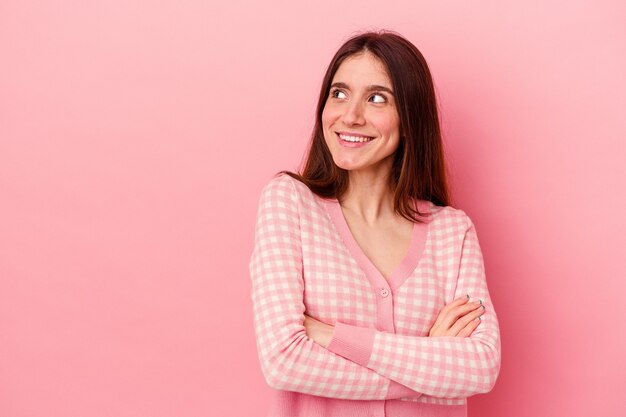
[
  {"xmin": 259, "ymin": 172, "xmax": 293, "ymax": 197},
  {"xmin": 426, "ymin": 203, "xmax": 474, "ymax": 234},
  {"xmin": 256, "ymin": 173, "xmax": 312, "ymax": 214}
]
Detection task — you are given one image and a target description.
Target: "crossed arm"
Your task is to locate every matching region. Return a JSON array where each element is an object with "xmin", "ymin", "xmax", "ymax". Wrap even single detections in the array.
[
  {"xmin": 249, "ymin": 176, "xmax": 501, "ymax": 400},
  {"xmin": 307, "ymin": 217, "xmax": 501, "ymax": 398}
]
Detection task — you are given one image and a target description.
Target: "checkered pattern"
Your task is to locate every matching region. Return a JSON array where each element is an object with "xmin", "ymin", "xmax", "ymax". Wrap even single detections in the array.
[
  {"xmin": 365, "ymin": 215, "xmax": 501, "ymax": 401},
  {"xmin": 249, "ymin": 175, "xmax": 398, "ymax": 400},
  {"xmin": 249, "ymin": 173, "xmax": 501, "ymax": 413}
]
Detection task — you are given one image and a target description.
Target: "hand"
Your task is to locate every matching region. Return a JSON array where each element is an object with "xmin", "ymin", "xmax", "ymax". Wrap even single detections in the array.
[
  {"xmin": 303, "ymin": 313, "xmax": 335, "ymax": 348},
  {"xmin": 428, "ymin": 295, "xmax": 485, "ymax": 337}
]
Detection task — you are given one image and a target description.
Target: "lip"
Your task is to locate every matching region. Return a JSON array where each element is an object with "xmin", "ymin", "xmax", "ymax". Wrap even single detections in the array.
[{"xmin": 336, "ymin": 131, "xmax": 375, "ymax": 139}]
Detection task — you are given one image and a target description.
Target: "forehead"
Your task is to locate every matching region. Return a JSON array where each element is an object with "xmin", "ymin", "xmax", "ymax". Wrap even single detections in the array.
[{"xmin": 332, "ymin": 52, "xmax": 391, "ymax": 85}]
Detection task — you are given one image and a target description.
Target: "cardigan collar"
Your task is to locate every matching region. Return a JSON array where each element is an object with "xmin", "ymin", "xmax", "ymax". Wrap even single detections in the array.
[{"xmin": 320, "ymin": 197, "xmax": 431, "ymax": 292}]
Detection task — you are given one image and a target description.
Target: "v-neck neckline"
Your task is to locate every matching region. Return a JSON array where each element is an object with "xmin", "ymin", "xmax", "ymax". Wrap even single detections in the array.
[{"xmin": 320, "ymin": 196, "xmax": 431, "ymax": 292}]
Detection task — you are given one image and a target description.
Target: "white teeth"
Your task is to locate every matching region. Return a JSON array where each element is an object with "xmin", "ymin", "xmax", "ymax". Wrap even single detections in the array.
[{"xmin": 339, "ymin": 134, "xmax": 374, "ymax": 143}]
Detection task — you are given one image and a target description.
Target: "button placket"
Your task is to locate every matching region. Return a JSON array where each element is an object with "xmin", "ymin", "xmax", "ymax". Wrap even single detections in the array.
[{"xmin": 376, "ymin": 286, "xmax": 395, "ymax": 332}]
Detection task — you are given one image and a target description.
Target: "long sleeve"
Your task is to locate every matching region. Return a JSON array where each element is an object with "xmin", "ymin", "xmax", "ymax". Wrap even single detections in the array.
[
  {"xmin": 249, "ymin": 175, "xmax": 422, "ymax": 400},
  {"xmin": 326, "ymin": 215, "xmax": 501, "ymax": 398}
]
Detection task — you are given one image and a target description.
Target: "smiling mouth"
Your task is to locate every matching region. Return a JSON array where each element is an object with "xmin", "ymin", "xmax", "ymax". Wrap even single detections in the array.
[{"xmin": 336, "ymin": 132, "xmax": 376, "ymax": 143}]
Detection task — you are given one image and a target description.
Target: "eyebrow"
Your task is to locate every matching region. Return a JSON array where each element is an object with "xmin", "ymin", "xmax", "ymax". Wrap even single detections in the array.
[{"xmin": 330, "ymin": 82, "xmax": 394, "ymax": 96}]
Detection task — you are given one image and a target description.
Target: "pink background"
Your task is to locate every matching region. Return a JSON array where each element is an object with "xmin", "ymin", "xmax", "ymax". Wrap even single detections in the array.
[{"xmin": 1, "ymin": 1, "xmax": 625, "ymax": 416}]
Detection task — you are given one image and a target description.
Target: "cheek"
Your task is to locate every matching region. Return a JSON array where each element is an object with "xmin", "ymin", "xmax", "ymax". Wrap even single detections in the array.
[
  {"xmin": 321, "ymin": 105, "xmax": 340, "ymax": 128},
  {"xmin": 321, "ymin": 109, "xmax": 335, "ymax": 145},
  {"xmin": 371, "ymin": 113, "xmax": 400, "ymax": 135}
]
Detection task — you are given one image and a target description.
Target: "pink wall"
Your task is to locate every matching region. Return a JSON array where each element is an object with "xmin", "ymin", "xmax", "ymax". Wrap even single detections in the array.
[{"xmin": 1, "ymin": 1, "xmax": 625, "ymax": 416}]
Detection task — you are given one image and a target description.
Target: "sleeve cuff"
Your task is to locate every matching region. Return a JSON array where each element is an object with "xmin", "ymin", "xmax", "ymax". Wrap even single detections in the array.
[
  {"xmin": 386, "ymin": 380, "xmax": 422, "ymax": 399},
  {"xmin": 326, "ymin": 321, "xmax": 375, "ymax": 367}
]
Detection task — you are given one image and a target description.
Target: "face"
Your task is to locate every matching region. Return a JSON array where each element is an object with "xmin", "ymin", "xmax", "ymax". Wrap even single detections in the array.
[{"xmin": 321, "ymin": 51, "xmax": 401, "ymax": 175}]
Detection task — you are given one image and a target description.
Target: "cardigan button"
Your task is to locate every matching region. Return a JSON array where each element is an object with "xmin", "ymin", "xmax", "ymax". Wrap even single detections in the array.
[{"xmin": 380, "ymin": 288, "xmax": 389, "ymax": 297}]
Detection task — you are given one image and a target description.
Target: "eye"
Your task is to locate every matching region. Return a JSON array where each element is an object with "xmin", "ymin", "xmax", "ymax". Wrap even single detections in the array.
[
  {"xmin": 330, "ymin": 88, "xmax": 347, "ymax": 99},
  {"xmin": 369, "ymin": 93, "xmax": 386, "ymax": 104}
]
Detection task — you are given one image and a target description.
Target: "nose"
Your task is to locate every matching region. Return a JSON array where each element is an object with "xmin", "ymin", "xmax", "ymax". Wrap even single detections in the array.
[{"xmin": 342, "ymin": 100, "xmax": 365, "ymax": 126}]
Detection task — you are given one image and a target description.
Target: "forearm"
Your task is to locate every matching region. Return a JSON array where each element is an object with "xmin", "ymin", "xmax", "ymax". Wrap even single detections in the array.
[
  {"xmin": 326, "ymin": 315, "xmax": 500, "ymax": 398},
  {"xmin": 302, "ymin": 313, "xmax": 423, "ymax": 399},
  {"xmin": 253, "ymin": 314, "xmax": 421, "ymax": 399}
]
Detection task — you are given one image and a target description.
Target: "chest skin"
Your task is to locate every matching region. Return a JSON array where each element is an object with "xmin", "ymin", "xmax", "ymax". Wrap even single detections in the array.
[
  {"xmin": 340, "ymin": 208, "xmax": 414, "ymax": 282},
  {"xmin": 299, "ymin": 191, "xmax": 455, "ymax": 337}
]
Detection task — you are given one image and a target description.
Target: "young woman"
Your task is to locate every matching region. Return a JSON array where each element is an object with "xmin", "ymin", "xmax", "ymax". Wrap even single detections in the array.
[{"xmin": 249, "ymin": 30, "xmax": 501, "ymax": 417}]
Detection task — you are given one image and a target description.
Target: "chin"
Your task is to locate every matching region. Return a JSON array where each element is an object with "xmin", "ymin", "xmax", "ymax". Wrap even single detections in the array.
[{"xmin": 334, "ymin": 160, "xmax": 363, "ymax": 171}]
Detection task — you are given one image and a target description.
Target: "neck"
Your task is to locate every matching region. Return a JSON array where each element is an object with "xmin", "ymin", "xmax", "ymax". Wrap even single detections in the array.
[{"xmin": 340, "ymin": 164, "xmax": 396, "ymax": 226}]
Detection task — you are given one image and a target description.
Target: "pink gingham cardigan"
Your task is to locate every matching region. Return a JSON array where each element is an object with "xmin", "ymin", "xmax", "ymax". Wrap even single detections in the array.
[{"xmin": 249, "ymin": 173, "xmax": 501, "ymax": 417}]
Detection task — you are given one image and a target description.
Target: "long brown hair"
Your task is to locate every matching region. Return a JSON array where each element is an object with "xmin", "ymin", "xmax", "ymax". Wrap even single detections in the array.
[{"xmin": 278, "ymin": 29, "xmax": 451, "ymax": 223}]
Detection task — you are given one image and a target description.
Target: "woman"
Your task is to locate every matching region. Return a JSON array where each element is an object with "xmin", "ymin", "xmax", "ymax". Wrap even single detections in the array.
[{"xmin": 249, "ymin": 30, "xmax": 501, "ymax": 417}]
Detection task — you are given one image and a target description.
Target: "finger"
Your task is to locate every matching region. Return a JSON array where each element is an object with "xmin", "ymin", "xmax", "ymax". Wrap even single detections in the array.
[
  {"xmin": 440, "ymin": 301, "xmax": 483, "ymax": 331},
  {"xmin": 431, "ymin": 308, "xmax": 480, "ymax": 337},
  {"xmin": 449, "ymin": 304, "xmax": 485, "ymax": 335},
  {"xmin": 457, "ymin": 317, "xmax": 481, "ymax": 337},
  {"xmin": 431, "ymin": 295, "xmax": 470, "ymax": 329}
]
